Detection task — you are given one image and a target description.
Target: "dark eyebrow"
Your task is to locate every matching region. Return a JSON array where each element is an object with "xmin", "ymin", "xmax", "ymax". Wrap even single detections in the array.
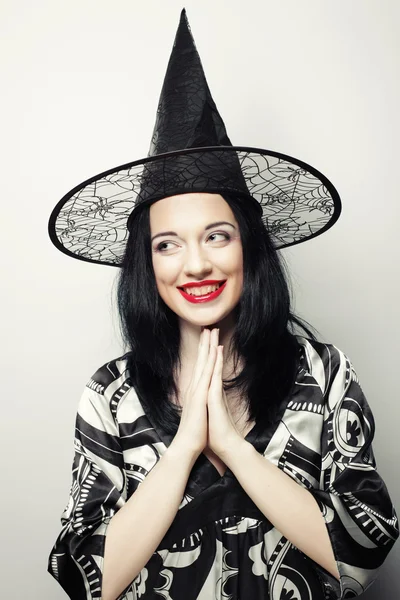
[{"xmin": 151, "ymin": 221, "xmax": 237, "ymax": 243}]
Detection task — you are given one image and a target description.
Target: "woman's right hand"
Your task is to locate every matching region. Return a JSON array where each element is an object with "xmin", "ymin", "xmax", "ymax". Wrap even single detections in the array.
[{"xmin": 173, "ymin": 327, "xmax": 219, "ymax": 457}]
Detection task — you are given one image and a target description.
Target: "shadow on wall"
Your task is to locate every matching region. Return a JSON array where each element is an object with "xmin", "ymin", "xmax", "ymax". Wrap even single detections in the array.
[{"xmin": 362, "ymin": 561, "xmax": 399, "ymax": 599}]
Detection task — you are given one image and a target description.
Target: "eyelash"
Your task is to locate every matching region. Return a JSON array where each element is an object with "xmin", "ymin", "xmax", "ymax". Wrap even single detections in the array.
[{"xmin": 155, "ymin": 232, "xmax": 231, "ymax": 253}]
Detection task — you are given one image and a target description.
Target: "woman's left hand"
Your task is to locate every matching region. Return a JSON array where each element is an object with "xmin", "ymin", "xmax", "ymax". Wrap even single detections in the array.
[{"xmin": 207, "ymin": 342, "xmax": 243, "ymax": 457}]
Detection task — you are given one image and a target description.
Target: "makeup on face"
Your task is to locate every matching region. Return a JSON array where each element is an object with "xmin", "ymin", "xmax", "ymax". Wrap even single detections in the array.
[
  {"xmin": 177, "ymin": 280, "xmax": 227, "ymax": 303},
  {"xmin": 150, "ymin": 193, "xmax": 243, "ymax": 327}
]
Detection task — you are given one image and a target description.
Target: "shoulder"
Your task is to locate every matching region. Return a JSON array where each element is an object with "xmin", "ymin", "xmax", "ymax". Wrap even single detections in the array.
[
  {"xmin": 295, "ymin": 335, "xmax": 357, "ymax": 399},
  {"xmin": 77, "ymin": 352, "xmax": 135, "ymax": 428},
  {"xmin": 85, "ymin": 352, "xmax": 132, "ymax": 396}
]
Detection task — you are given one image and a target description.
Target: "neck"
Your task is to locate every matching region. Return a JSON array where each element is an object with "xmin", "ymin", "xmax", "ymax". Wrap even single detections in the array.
[
  {"xmin": 174, "ymin": 313, "xmax": 245, "ymax": 391},
  {"xmin": 172, "ymin": 314, "xmax": 247, "ymax": 414},
  {"xmin": 178, "ymin": 313, "xmax": 234, "ymax": 364}
]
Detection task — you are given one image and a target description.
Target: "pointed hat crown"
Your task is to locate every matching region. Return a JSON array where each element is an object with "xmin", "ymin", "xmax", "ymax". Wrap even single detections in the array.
[
  {"xmin": 48, "ymin": 8, "xmax": 341, "ymax": 266},
  {"xmin": 135, "ymin": 8, "xmax": 251, "ymax": 209},
  {"xmin": 148, "ymin": 8, "xmax": 232, "ymax": 156}
]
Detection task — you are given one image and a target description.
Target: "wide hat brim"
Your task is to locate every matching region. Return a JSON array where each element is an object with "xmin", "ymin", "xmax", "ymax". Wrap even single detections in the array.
[{"xmin": 48, "ymin": 144, "xmax": 341, "ymax": 267}]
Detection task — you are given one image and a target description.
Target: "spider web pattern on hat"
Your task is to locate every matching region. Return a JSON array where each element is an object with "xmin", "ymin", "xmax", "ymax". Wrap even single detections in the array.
[
  {"xmin": 48, "ymin": 9, "xmax": 341, "ymax": 267},
  {"xmin": 49, "ymin": 147, "xmax": 339, "ymax": 267}
]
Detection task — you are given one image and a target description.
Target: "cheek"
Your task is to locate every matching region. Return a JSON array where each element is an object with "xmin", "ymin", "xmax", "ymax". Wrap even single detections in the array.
[
  {"xmin": 225, "ymin": 248, "xmax": 243, "ymax": 276},
  {"xmin": 152, "ymin": 257, "xmax": 179, "ymax": 286},
  {"xmin": 231, "ymin": 251, "xmax": 244, "ymax": 290}
]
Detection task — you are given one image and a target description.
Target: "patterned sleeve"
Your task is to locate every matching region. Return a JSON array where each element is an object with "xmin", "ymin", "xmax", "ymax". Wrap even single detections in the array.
[
  {"xmin": 47, "ymin": 369, "xmax": 133, "ymax": 600},
  {"xmin": 308, "ymin": 344, "xmax": 399, "ymax": 598}
]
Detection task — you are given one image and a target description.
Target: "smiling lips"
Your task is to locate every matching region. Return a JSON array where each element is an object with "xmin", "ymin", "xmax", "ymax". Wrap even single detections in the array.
[{"xmin": 178, "ymin": 280, "xmax": 227, "ymax": 303}]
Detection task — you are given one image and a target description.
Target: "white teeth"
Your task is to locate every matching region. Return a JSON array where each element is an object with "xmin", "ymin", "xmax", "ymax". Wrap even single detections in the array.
[{"xmin": 182, "ymin": 282, "xmax": 223, "ymax": 296}]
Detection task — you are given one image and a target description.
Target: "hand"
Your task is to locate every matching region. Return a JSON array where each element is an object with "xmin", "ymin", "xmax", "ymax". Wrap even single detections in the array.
[
  {"xmin": 173, "ymin": 328, "xmax": 218, "ymax": 456},
  {"xmin": 207, "ymin": 330, "xmax": 243, "ymax": 458}
]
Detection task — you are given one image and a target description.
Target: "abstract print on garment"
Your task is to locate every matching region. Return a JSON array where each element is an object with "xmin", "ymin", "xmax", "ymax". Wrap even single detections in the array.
[{"xmin": 48, "ymin": 337, "xmax": 399, "ymax": 599}]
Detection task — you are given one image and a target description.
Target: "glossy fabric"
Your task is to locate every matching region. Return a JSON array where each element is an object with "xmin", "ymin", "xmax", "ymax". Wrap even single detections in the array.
[{"xmin": 48, "ymin": 337, "xmax": 399, "ymax": 599}]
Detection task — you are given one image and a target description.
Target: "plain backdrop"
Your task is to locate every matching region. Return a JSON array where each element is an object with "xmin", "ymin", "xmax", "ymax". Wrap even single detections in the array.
[{"xmin": 1, "ymin": 0, "xmax": 399, "ymax": 597}]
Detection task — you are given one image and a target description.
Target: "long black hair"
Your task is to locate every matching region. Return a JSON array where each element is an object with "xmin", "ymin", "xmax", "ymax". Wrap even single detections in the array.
[{"xmin": 115, "ymin": 193, "xmax": 318, "ymax": 435}]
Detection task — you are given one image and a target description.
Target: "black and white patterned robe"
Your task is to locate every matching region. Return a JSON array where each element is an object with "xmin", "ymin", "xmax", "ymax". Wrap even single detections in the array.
[{"xmin": 48, "ymin": 337, "xmax": 399, "ymax": 599}]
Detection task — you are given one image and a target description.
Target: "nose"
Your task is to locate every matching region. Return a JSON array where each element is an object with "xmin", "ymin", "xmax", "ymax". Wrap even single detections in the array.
[{"xmin": 182, "ymin": 242, "xmax": 213, "ymax": 278}]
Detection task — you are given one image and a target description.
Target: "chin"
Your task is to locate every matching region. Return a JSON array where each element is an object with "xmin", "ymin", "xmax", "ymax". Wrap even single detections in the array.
[{"xmin": 181, "ymin": 308, "xmax": 237, "ymax": 329}]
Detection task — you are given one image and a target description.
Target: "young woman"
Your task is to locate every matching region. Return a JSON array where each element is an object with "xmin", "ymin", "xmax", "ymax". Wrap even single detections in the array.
[{"xmin": 47, "ymin": 10, "xmax": 398, "ymax": 600}]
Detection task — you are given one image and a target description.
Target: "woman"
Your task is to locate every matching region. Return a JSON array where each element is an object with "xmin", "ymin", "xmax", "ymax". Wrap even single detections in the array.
[{"xmin": 47, "ymin": 10, "xmax": 398, "ymax": 600}]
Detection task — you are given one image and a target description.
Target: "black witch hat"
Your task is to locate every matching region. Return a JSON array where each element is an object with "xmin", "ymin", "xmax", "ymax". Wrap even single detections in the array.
[{"xmin": 48, "ymin": 8, "xmax": 341, "ymax": 267}]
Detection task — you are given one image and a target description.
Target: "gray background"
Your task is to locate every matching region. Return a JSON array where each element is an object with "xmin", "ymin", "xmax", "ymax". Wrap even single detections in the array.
[{"xmin": 1, "ymin": 0, "xmax": 399, "ymax": 597}]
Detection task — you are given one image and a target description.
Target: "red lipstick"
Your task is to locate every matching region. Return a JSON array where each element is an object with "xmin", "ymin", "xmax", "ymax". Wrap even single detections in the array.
[
  {"xmin": 178, "ymin": 279, "xmax": 225, "ymax": 287},
  {"xmin": 178, "ymin": 281, "xmax": 227, "ymax": 304}
]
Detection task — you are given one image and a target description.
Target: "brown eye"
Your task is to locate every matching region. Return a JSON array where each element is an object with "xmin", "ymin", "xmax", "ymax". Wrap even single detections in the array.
[
  {"xmin": 155, "ymin": 241, "xmax": 177, "ymax": 252},
  {"xmin": 155, "ymin": 232, "xmax": 230, "ymax": 253},
  {"xmin": 208, "ymin": 232, "xmax": 231, "ymax": 242}
]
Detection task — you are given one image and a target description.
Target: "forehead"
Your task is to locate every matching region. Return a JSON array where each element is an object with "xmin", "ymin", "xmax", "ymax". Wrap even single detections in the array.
[{"xmin": 149, "ymin": 193, "xmax": 235, "ymax": 229}]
